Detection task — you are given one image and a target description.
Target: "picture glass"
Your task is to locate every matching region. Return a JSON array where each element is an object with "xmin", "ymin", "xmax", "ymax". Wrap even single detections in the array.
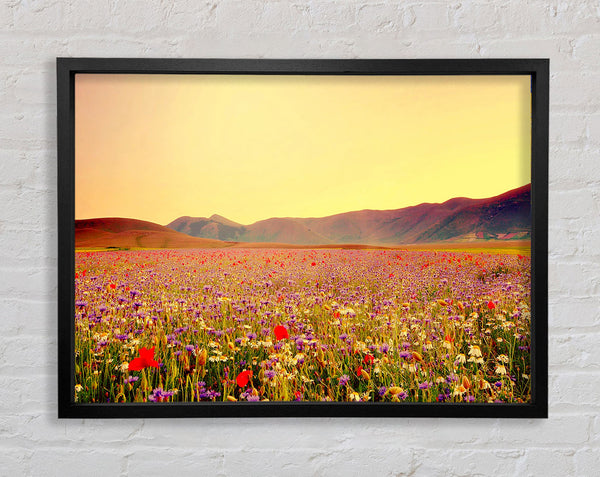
[{"xmin": 74, "ymin": 73, "xmax": 532, "ymax": 405}]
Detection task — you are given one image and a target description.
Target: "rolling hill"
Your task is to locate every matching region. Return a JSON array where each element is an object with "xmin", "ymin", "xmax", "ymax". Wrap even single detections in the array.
[
  {"xmin": 167, "ymin": 184, "xmax": 531, "ymax": 246},
  {"xmin": 75, "ymin": 218, "xmax": 230, "ymax": 249}
]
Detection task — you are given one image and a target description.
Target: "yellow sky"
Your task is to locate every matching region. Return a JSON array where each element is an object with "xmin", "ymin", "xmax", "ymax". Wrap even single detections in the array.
[{"xmin": 75, "ymin": 73, "xmax": 531, "ymax": 225}]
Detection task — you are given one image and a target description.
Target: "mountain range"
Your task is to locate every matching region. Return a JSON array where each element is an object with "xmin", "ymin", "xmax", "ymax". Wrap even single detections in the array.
[{"xmin": 166, "ymin": 184, "xmax": 531, "ymax": 246}]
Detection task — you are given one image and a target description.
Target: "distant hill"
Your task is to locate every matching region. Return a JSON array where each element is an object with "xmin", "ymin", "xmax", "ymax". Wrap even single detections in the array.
[
  {"xmin": 168, "ymin": 214, "xmax": 246, "ymax": 242},
  {"xmin": 166, "ymin": 184, "xmax": 531, "ymax": 246},
  {"xmin": 75, "ymin": 217, "xmax": 229, "ymax": 249}
]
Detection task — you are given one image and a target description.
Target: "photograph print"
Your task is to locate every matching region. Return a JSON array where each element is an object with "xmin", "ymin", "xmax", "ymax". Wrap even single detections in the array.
[{"xmin": 71, "ymin": 67, "xmax": 535, "ymax": 411}]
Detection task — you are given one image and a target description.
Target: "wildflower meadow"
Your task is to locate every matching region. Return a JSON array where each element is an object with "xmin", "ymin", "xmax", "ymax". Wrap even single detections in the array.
[{"xmin": 74, "ymin": 247, "xmax": 531, "ymax": 404}]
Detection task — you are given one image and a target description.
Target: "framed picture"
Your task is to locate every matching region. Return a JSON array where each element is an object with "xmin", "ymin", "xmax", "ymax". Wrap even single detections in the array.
[{"xmin": 57, "ymin": 58, "xmax": 548, "ymax": 418}]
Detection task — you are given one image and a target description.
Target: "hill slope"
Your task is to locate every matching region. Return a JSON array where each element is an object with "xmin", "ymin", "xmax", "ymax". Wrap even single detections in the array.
[{"xmin": 75, "ymin": 218, "xmax": 229, "ymax": 249}]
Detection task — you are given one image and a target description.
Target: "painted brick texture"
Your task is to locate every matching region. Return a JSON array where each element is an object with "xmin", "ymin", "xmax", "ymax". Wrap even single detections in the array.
[{"xmin": 1, "ymin": 1, "xmax": 599, "ymax": 476}]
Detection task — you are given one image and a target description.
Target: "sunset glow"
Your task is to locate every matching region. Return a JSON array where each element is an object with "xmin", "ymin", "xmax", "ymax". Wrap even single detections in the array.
[{"xmin": 75, "ymin": 74, "xmax": 531, "ymax": 225}]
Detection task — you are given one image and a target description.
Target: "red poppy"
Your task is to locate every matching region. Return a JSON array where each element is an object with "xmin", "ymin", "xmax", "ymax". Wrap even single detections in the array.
[
  {"xmin": 487, "ymin": 300, "xmax": 496, "ymax": 310},
  {"xmin": 128, "ymin": 347, "xmax": 159, "ymax": 371},
  {"xmin": 274, "ymin": 325, "xmax": 289, "ymax": 341},
  {"xmin": 356, "ymin": 366, "xmax": 363, "ymax": 377},
  {"xmin": 311, "ymin": 262, "xmax": 316, "ymax": 266},
  {"xmin": 110, "ymin": 283, "xmax": 116, "ymax": 289},
  {"xmin": 363, "ymin": 354, "xmax": 375, "ymax": 365},
  {"xmin": 236, "ymin": 370, "xmax": 253, "ymax": 387}
]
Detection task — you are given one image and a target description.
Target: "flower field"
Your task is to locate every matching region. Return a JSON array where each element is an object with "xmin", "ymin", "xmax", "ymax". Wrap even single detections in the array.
[{"xmin": 74, "ymin": 247, "xmax": 531, "ymax": 404}]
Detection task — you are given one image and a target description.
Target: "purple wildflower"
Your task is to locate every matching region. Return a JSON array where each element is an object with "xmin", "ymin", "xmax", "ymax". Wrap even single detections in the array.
[{"xmin": 265, "ymin": 370, "xmax": 276, "ymax": 380}]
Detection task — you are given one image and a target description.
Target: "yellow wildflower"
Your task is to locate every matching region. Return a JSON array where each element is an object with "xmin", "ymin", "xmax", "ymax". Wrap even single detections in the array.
[
  {"xmin": 453, "ymin": 385, "xmax": 467, "ymax": 396},
  {"xmin": 388, "ymin": 386, "xmax": 404, "ymax": 396}
]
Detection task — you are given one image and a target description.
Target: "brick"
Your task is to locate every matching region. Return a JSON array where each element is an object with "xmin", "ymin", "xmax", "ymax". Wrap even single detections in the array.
[
  {"xmin": 357, "ymin": 4, "xmax": 402, "ymax": 33},
  {"xmin": 253, "ymin": 2, "xmax": 300, "ymax": 33},
  {"xmin": 125, "ymin": 448, "xmax": 224, "ymax": 476},
  {"xmin": 0, "ymin": 448, "xmax": 33, "ymax": 477},
  {"xmin": 214, "ymin": 1, "xmax": 314, "ymax": 35},
  {"xmin": 549, "ymin": 189, "xmax": 598, "ymax": 220},
  {"xmin": 0, "ymin": 38, "xmax": 68, "ymax": 67},
  {"xmin": 0, "ymin": 376, "xmax": 48, "ymax": 414},
  {"xmin": 549, "ymin": 298, "xmax": 600, "ymax": 329},
  {"xmin": 0, "ymin": 335, "xmax": 56, "ymax": 374},
  {"xmin": 105, "ymin": 1, "xmax": 165, "ymax": 33},
  {"xmin": 575, "ymin": 448, "xmax": 600, "ymax": 476},
  {"xmin": 549, "ymin": 145, "xmax": 600, "ymax": 186},
  {"xmin": 413, "ymin": 449, "xmax": 522, "ymax": 476},
  {"xmin": 65, "ymin": 37, "xmax": 178, "ymax": 58},
  {"xmin": 0, "ymin": 150, "xmax": 36, "ymax": 186},
  {"xmin": 0, "ymin": 109, "xmax": 48, "ymax": 146},
  {"xmin": 1, "ymin": 298, "xmax": 56, "ymax": 335},
  {"xmin": 63, "ymin": 419, "xmax": 145, "ymax": 444},
  {"xmin": 409, "ymin": 3, "xmax": 453, "ymax": 31},
  {"xmin": 592, "ymin": 416, "xmax": 600, "ymax": 445},
  {"xmin": 0, "ymin": 188, "xmax": 57, "ymax": 229},
  {"xmin": 0, "ymin": 266, "xmax": 56, "ymax": 300},
  {"xmin": 308, "ymin": 2, "xmax": 357, "ymax": 33},
  {"xmin": 315, "ymin": 448, "xmax": 414, "ymax": 476},
  {"xmin": 548, "ymin": 332, "xmax": 600, "ymax": 370},
  {"xmin": 0, "ymin": 1, "xmax": 14, "ymax": 27},
  {"xmin": 550, "ymin": 373, "xmax": 600, "ymax": 407},
  {"xmin": 492, "ymin": 415, "xmax": 590, "ymax": 446},
  {"xmin": 0, "ymin": 229, "xmax": 57, "ymax": 264},
  {"xmin": 138, "ymin": 418, "xmax": 355, "ymax": 450},
  {"xmin": 548, "ymin": 225, "xmax": 583, "ymax": 257},
  {"xmin": 64, "ymin": 1, "xmax": 115, "ymax": 31},
  {"xmin": 166, "ymin": 1, "xmax": 219, "ymax": 31},
  {"xmin": 552, "ymin": 71, "xmax": 600, "ymax": 107},
  {"xmin": 550, "ymin": 113, "xmax": 587, "ymax": 143},
  {"xmin": 521, "ymin": 449, "xmax": 577, "ymax": 476},
  {"xmin": 13, "ymin": 69, "xmax": 55, "ymax": 105},
  {"xmin": 548, "ymin": 261, "xmax": 600, "ymax": 298},
  {"xmin": 394, "ymin": 38, "xmax": 482, "ymax": 57},
  {"xmin": 452, "ymin": 2, "xmax": 502, "ymax": 34},
  {"xmin": 582, "ymin": 226, "xmax": 600, "ymax": 256},
  {"xmin": 12, "ymin": 0, "xmax": 66, "ymax": 31},
  {"xmin": 502, "ymin": 2, "xmax": 600, "ymax": 36},
  {"xmin": 30, "ymin": 449, "xmax": 123, "ymax": 477},
  {"xmin": 573, "ymin": 34, "xmax": 600, "ymax": 67},
  {"xmin": 587, "ymin": 113, "xmax": 600, "ymax": 144}
]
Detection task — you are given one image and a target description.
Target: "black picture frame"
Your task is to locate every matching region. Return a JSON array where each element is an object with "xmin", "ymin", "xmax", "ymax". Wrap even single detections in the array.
[{"xmin": 57, "ymin": 58, "xmax": 548, "ymax": 418}]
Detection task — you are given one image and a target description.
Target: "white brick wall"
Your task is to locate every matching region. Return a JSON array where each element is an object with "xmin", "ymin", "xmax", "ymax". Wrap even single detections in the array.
[{"xmin": 1, "ymin": 1, "xmax": 598, "ymax": 475}]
